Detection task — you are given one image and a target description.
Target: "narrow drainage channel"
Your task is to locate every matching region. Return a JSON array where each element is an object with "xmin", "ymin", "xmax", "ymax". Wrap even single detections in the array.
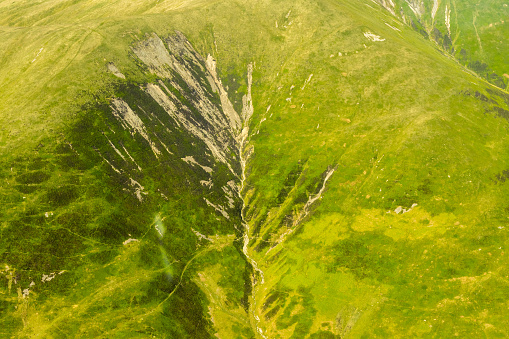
[
  {"xmin": 239, "ymin": 155, "xmax": 266, "ymax": 338},
  {"xmin": 237, "ymin": 72, "xmax": 267, "ymax": 337}
]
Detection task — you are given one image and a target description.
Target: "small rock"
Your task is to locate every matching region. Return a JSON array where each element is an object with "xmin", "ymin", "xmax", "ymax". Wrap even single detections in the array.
[{"xmin": 123, "ymin": 238, "xmax": 139, "ymax": 245}]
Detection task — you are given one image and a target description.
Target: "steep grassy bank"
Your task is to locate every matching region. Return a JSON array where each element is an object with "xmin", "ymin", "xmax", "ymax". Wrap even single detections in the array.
[
  {"xmin": 241, "ymin": 0, "xmax": 509, "ymax": 337},
  {"xmin": 372, "ymin": 0, "xmax": 509, "ymax": 90},
  {"xmin": 0, "ymin": 3, "xmax": 261, "ymax": 336},
  {"xmin": 1, "ymin": 0, "xmax": 509, "ymax": 337}
]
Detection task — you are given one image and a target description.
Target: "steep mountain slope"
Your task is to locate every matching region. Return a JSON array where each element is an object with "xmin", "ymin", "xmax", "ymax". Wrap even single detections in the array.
[
  {"xmin": 373, "ymin": 0, "xmax": 509, "ymax": 89},
  {"xmin": 1, "ymin": 0, "xmax": 509, "ymax": 338}
]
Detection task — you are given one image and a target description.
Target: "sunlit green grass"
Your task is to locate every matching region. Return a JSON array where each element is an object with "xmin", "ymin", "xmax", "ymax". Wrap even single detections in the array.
[{"xmin": 1, "ymin": 0, "xmax": 509, "ymax": 337}]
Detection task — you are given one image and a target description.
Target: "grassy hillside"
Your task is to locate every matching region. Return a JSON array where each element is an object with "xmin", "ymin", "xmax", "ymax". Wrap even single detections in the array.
[
  {"xmin": 373, "ymin": 0, "xmax": 509, "ymax": 89},
  {"xmin": 1, "ymin": 0, "xmax": 509, "ymax": 337}
]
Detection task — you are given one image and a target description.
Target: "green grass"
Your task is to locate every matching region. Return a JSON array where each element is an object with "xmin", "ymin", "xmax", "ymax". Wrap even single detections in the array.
[
  {"xmin": 384, "ymin": 0, "xmax": 509, "ymax": 89},
  {"xmin": 1, "ymin": 0, "xmax": 509, "ymax": 337}
]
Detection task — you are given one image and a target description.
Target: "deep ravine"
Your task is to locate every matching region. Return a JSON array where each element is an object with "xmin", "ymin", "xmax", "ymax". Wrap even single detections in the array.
[
  {"xmin": 237, "ymin": 63, "xmax": 267, "ymax": 339},
  {"xmin": 206, "ymin": 52, "xmax": 266, "ymax": 337}
]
